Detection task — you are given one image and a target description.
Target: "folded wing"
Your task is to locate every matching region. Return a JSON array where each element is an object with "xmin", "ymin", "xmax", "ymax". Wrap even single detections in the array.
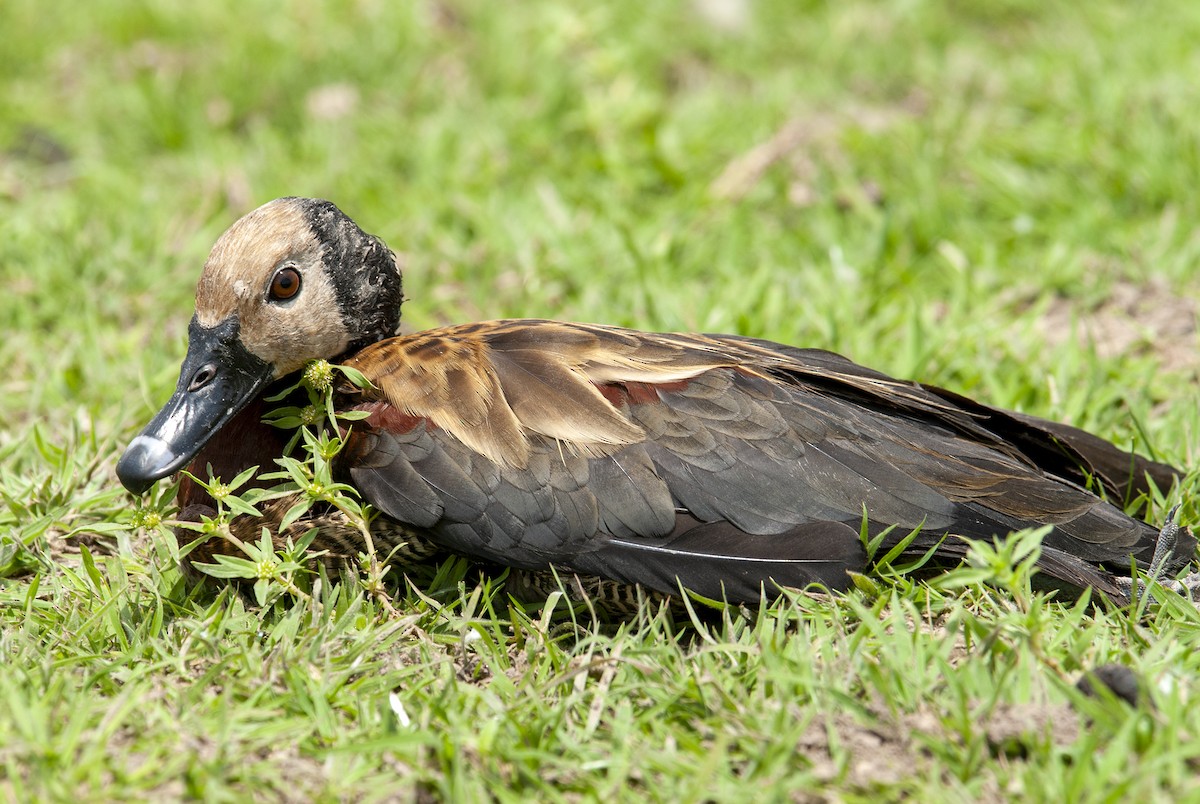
[{"xmin": 337, "ymin": 320, "xmax": 1191, "ymax": 603}]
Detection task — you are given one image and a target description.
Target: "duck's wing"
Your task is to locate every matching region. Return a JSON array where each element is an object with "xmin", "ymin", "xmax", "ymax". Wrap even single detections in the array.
[
  {"xmin": 336, "ymin": 320, "xmax": 1189, "ymax": 603},
  {"xmin": 716, "ymin": 334, "xmax": 1182, "ymax": 505}
]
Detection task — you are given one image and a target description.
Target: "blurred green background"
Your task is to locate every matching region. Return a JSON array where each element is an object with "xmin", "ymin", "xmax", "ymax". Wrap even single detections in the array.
[
  {"xmin": 3, "ymin": 0, "xmax": 1200, "ymax": 799},
  {"xmin": 5, "ymin": 0, "xmax": 1198, "ymax": 446}
]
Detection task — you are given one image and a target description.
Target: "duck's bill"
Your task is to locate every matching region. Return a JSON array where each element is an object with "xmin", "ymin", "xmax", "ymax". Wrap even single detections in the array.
[{"xmin": 116, "ymin": 316, "xmax": 273, "ymax": 495}]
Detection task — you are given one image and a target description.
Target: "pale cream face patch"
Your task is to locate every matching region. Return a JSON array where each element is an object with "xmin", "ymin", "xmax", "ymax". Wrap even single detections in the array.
[{"xmin": 194, "ymin": 199, "xmax": 352, "ymax": 377}]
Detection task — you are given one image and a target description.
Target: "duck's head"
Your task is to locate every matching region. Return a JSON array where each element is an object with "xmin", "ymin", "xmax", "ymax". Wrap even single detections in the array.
[{"xmin": 116, "ymin": 197, "xmax": 402, "ymax": 495}]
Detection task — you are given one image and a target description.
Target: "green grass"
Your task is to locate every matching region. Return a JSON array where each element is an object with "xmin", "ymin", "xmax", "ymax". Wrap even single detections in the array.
[{"xmin": 4, "ymin": 0, "xmax": 1200, "ymax": 799}]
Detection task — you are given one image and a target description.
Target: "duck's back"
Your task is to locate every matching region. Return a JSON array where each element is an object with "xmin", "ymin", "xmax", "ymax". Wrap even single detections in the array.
[{"xmin": 332, "ymin": 320, "xmax": 1189, "ymax": 602}]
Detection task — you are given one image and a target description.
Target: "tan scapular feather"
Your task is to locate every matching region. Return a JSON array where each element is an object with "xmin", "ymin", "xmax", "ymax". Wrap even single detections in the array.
[{"xmin": 345, "ymin": 321, "xmax": 710, "ymax": 467}]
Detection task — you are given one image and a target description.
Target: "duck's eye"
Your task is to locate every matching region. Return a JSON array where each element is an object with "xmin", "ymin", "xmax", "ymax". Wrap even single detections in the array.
[{"xmin": 269, "ymin": 266, "xmax": 302, "ymax": 301}]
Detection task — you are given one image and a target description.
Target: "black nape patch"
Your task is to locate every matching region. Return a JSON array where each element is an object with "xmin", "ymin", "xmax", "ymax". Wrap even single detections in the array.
[{"xmin": 292, "ymin": 198, "xmax": 404, "ymax": 352}]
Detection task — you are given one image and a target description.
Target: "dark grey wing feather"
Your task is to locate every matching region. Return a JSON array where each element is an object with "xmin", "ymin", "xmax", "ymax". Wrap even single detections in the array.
[
  {"xmin": 988, "ymin": 407, "xmax": 1180, "ymax": 504},
  {"xmin": 347, "ymin": 429, "xmax": 443, "ymax": 528},
  {"xmin": 587, "ymin": 448, "xmax": 676, "ymax": 538},
  {"xmin": 726, "ymin": 334, "xmax": 1182, "ymax": 506},
  {"xmin": 569, "ymin": 519, "xmax": 867, "ymax": 601}
]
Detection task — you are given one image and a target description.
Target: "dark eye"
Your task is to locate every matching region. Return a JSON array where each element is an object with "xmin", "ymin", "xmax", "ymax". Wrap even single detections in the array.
[{"xmin": 269, "ymin": 266, "xmax": 302, "ymax": 301}]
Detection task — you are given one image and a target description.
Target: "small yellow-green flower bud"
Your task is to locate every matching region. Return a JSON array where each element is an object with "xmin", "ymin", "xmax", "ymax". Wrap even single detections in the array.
[
  {"xmin": 302, "ymin": 360, "xmax": 334, "ymax": 394},
  {"xmin": 132, "ymin": 508, "xmax": 163, "ymax": 529}
]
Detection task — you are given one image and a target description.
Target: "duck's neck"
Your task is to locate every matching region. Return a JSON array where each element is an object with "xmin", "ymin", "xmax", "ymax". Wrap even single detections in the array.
[{"xmin": 176, "ymin": 396, "xmax": 291, "ymax": 510}]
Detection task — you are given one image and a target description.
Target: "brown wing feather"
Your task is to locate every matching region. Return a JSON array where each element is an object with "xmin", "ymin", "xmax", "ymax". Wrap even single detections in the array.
[
  {"xmin": 346, "ymin": 322, "xmax": 665, "ymax": 467},
  {"xmin": 338, "ymin": 319, "xmax": 1192, "ymax": 602}
]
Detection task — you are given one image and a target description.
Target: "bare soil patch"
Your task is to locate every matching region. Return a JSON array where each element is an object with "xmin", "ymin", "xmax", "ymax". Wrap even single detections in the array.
[{"xmin": 1038, "ymin": 277, "xmax": 1199, "ymax": 375}]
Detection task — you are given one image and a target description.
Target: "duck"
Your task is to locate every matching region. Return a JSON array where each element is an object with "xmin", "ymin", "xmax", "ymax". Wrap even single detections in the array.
[{"xmin": 116, "ymin": 197, "xmax": 1195, "ymax": 606}]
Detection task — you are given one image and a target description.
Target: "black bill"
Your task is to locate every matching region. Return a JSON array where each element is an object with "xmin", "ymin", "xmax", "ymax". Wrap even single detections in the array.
[{"xmin": 116, "ymin": 316, "xmax": 273, "ymax": 495}]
